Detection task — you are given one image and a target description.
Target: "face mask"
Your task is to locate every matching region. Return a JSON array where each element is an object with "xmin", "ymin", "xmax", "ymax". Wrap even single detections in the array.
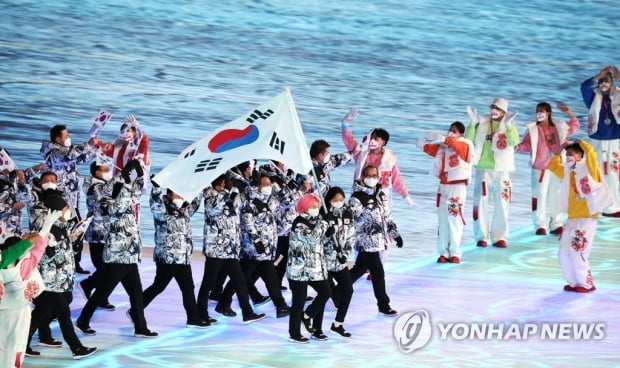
[
  {"xmin": 62, "ymin": 209, "xmax": 72, "ymax": 221},
  {"xmin": 331, "ymin": 201, "xmax": 344, "ymax": 209},
  {"xmin": 536, "ymin": 112, "xmax": 547, "ymax": 122},
  {"xmin": 491, "ymin": 109, "xmax": 503, "ymax": 120},
  {"xmin": 101, "ymin": 171, "xmax": 113, "ymax": 181},
  {"xmin": 599, "ymin": 82, "xmax": 611, "ymax": 92},
  {"xmin": 63, "ymin": 137, "xmax": 72, "ymax": 147},
  {"xmin": 41, "ymin": 182, "xmax": 57, "ymax": 191},
  {"xmin": 323, "ymin": 153, "xmax": 331, "ymax": 164},
  {"xmin": 307, "ymin": 208, "xmax": 320, "ymax": 217},
  {"xmin": 260, "ymin": 186, "xmax": 273, "ymax": 196},
  {"xmin": 565, "ymin": 156, "xmax": 576, "ymax": 165},
  {"xmin": 172, "ymin": 198, "xmax": 184, "ymax": 208},
  {"xmin": 364, "ymin": 177, "xmax": 378, "ymax": 187},
  {"xmin": 369, "ymin": 139, "xmax": 380, "ymax": 150}
]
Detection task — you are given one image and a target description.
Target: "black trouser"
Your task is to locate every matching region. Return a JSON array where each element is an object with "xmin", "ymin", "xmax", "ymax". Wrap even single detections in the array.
[
  {"xmin": 221, "ymin": 259, "xmax": 287, "ymax": 310},
  {"xmin": 288, "ymin": 279, "xmax": 331, "ymax": 338},
  {"xmin": 77, "ymin": 263, "xmax": 149, "ymax": 331},
  {"xmin": 209, "ymin": 269, "xmax": 227, "ymax": 299},
  {"xmin": 29, "ymin": 291, "xmax": 83, "ymax": 352},
  {"xmin": 329, "ymin": 267, "xmax": 354, "ymax": 323},
  {"xmin": 275, "ymin": 235, "xmax": 289, "ymax": 286},
  {"xmin": 80, "ymin": 242, "xmax": 111, "ymax": 305},
  {"xmin": 142, "ymin": 263, "xmax": 201, "ymax": 323},
  {"xmin": 196, "ymin": 257, "xmax": 254, "ymax": 319},
  {"xmin": 350, "ymin": 251, "xmax": 390, "ymax": 310}
]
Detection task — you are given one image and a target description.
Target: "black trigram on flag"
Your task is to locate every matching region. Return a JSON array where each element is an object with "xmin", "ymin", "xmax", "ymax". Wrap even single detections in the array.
[
  {"xmin": 246, "ymin": 109, "xmax": 274, "ymax": 124},
  {"xmin": 269, "ymin": 132, "xmax": 285, "ymax": 154},
  {"xmin": 184, "ymin": 148, "xmax": 196, "ymax": 159},
  {"xmin": 194, "ymin": 157, "xmax": 222, "ymax": 173}
]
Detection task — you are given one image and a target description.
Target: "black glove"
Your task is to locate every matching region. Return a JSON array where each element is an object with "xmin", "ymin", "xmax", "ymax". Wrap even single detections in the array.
[
  {"xmin": 255, "ymin": 241, "xmax": 266, "ymax": 254},
  {"xmin": 112, "ymin": 181, "xmax": 125, "ymax": 199},
  {"xmin": 45, "ymin": 245, "xmax": 56, "ymax": 257},
  {"xmin": 324, "ymin": 225, "xmax": 336, "ymax": 238},
  {"xmin": 229, "ymin": 191, "xmax": 238, "ymax": 202},
  {"xmin": 150, "ymin": 174, "xmax": 160, "ymax": 188},
  {"xmin": 395, "ymin": 236, "xmax": 403, "ymax": 248},
  {"xmin": 285, "ymin": 179, "xmax": 297, "ymax": 190},
  {"xmin": 337, "ymin": 254, "xmax": 348, "ymax": 264}
]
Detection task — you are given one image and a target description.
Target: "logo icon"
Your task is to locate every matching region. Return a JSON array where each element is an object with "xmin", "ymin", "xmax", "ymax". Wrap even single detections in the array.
[{"xmin": 393, "ymin": 310, "xmax": 432, "ymax": 353}]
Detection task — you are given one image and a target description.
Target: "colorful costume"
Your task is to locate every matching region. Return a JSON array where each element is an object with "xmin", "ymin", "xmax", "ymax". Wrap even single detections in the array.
[
  {"xmin": 0, "ymin": 236, "xmax": 46, "ymax": 368},
  {"xmin": 549, "ymin": 141, "xmax": 612, "ymax": 291},
  {"xmin": 516, "ymin": 116, "xmax": 581, "ymax": 232},
  {"xmin": 465, "ymin": 112, "xmax": 519, "ymax": 246},
  {"xmin": 581, "ymin": 77, "xmax": 620, "ymax": 216},
  {"xmin": 423, "ymin": 134, "xmax": 474, "ymax": 260}
]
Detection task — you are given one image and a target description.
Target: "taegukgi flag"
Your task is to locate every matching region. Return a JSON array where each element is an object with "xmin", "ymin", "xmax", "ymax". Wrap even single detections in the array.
[
  {"xmin": 90, "ymin": 109, "xmax": 113, "ymax": 138},
  {"xmin": 152, "ymin": 88, "xmax": 313, "ymax": 200},
  {"xmin": 0, "ymin": 148, "xmax": 16, "ymax": 172}
]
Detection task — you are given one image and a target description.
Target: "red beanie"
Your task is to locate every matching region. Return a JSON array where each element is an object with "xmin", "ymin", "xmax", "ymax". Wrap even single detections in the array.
[{"xmin": 295, "ymin": 193, "xmax": 321, "ymax": 214}]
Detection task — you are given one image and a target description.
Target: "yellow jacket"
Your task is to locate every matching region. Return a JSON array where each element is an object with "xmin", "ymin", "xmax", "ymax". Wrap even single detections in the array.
[{"xmin": 549, "ymin": 140, "xmax": 611, "ymax": 219}]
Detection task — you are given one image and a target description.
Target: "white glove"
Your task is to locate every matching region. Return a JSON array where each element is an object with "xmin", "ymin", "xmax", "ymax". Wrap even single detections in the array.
[
  {"xmin": 427, "ymin": 131, "xmax": 445, "ymax": 143},
  {"xmin": 466, "ymin": 106, "xmax": 478, "ymax": 123},
  {"xmin": 38, "ymin": 210, "xmax": 64, "ymax": 237},
  {"xmin": 404, "ymin": 195, "xmax": 422, "ymax": 210},
  {"xmin": 505, "ymin": 110, "xmax": 518, "ymax": 123},
  {"xmin": 124, "ymin": 113, "xmax": 138, "ymax": 125},
  {"xmin": 342, "ymin": 108, "xmax": 359, "ymax": 127},
  {"xmin": 416, "ymin": 137, "xmax": 427, "ymax": 149}
]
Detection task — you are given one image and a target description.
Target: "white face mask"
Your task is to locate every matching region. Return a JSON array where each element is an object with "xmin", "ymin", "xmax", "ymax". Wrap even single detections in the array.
[
  {"xmin": 564, "ymin": 155, "xmax": 576, "ymax": 165},
  {"xmin": 364, "ymin": 177, "xmax": 378, "ymax": 187},
  {"xmin": 491, "ymin": 108, "xmax": 503, "ymax": 120},
  {"xmin": 172, "ymin": 198, "xmax": 185, "ymax": 208},
  {"xmin": 599, "ymin": 82, "xmax": 611, "ymax": 92},
  {"xmin": 41, "ymin": 182, "xmax": 57, "ymax": 191},
  {"xmin": 323, "ymin": 153, "xmax": 331, "ymax": 164},
  {"xmin": 536, "ymin": 112, "xmax": 547, "ymax": 122},
  {"xmin": 331, "ymin": 201, "xmax": 344, "ymax": 209},
  {"xmin": 62, "ymin": 209, "xmax": 72, "ymax": 221},
  {"xmin": 260, "ymin": 186, "xmax": 273, "ymax": 196},
  {"xmin": 101, "ymin": 171, "xmax": 113, "ymax": 181},
  {"xmin": 63, "ymin": 137, "xmax": 72, "ymax": 147},
  {"xmin": 369, "ymin": 139, "xmax": 380, "ymax": 150},
  {"xmin": 307, "ymin": 208, "xmax": 320, "ymax": 217}
]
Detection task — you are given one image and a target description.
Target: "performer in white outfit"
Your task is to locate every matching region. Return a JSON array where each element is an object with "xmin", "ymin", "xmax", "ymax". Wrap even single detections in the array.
[
  {"xmin": 0, "ymin": 211, "xmax": 59, "ymax": 367},
  {"xmin": 515, "ymin": 102, "xmax": 581, "ymax": 235},
  {"xmin": 548, "ymin": 140, "xmax": 612, "ymax": 292},
  {"xmin": 465, "ymin": 98, "xmax": 519, "ymax": 248},
  {"xmin": 421, "ymin": 121, "xmax": 474, "ymax": 263}
]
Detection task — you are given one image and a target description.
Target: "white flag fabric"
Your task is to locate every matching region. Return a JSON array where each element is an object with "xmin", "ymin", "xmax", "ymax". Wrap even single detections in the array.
[
  {"xmin": 90, "ymin": 109, "xmax": 113, "ymax": 137},
  {"xmin": 153, "ymin": 88, "xmax": 313, "ymax": 200},
  {"xmin": 0, "ymin": 148, "xmax": 16, "ymax": 172}
]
